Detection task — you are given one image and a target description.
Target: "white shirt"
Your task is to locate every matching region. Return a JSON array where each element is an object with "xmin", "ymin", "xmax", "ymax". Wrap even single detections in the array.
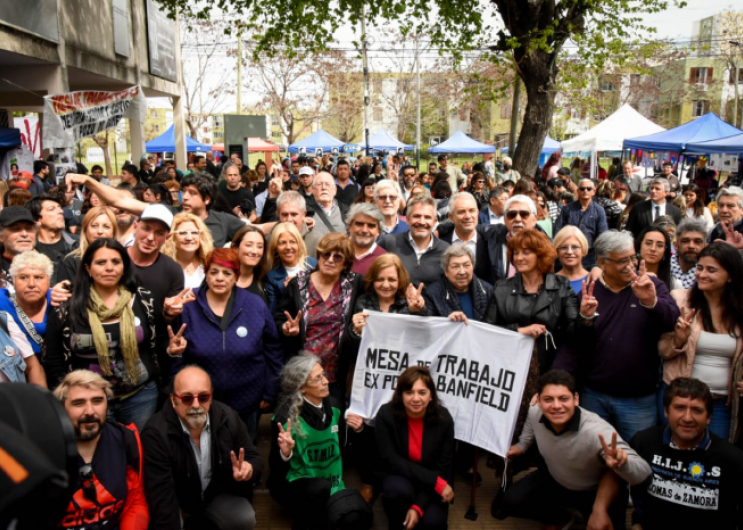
[
  {"xmin": 382, "ymin": 216, "xmax": 402, "ymax": 234},
  {"xmin": 183, "ymin": 264, "xmax": 205, "ymax": 290},
  {"xmin": 285, "ymin": 264, "xmax": 303, "ymax": 277},
  {"xmin": 651, "ymin": 200, "xmax": 666, "ymax": 221},
  {"xmin": 489, "ymin": 210, "xmax": 505, "ymax": 225},
  {"xmin": 408, "ymin": 232, "xmax": 434, "ymax": 260},
  {"xmin": 452, "ymin": 229, "xmax": 478, "ymax": 254}
]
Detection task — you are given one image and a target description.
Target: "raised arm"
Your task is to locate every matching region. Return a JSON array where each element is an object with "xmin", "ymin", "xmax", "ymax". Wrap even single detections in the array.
[{"xmin": 66, "ymin": 174, "xmax": 146, "ymax": 215}]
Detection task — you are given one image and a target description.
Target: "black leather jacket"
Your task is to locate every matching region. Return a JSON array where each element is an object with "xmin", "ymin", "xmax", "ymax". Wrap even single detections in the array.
[{"xmin": 484, "ymin": 273, "xmax": 579, "ymax": 372}]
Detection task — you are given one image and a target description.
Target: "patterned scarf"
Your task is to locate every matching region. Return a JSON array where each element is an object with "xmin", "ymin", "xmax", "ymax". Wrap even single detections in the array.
[{"xmin": 87, "ymin": 287, "xmax": 139, "ymax": 382}]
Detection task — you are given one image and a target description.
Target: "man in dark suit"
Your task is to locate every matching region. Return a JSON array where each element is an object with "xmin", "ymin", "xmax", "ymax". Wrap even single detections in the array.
[
  {"xmin": 478, "ymin": 187, "xmax": 508, "ymax": 226},
  {"xmin": 625, "ymin": 177, "xmax": 682, "ymax": 238}
]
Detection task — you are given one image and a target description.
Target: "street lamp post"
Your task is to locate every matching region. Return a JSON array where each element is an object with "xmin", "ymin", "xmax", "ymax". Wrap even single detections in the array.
[{"xmin": 730, "ymin": 41, "xmax": 741, "ymax": 128}]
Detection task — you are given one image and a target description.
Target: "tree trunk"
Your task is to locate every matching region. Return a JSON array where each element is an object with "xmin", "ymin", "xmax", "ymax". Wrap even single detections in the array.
[{"xmin": 512, "ymin": 50, "xmax": 557, "ymax": 178}]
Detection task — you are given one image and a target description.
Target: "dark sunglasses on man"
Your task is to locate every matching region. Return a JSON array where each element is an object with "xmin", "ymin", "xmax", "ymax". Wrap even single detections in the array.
[
  {"xmin": 506, "ymin": 209, "xmax": 531, "ymax": 220},
  {"xmin": 173, "ymin": 392, "xmax": 212, "ymax": 406}
]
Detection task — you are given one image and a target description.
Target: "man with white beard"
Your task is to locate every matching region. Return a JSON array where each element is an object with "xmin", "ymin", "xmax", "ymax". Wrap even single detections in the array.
[{"xmin": 141, "ymin": 366, "xmax": 263, "ymax": 530}]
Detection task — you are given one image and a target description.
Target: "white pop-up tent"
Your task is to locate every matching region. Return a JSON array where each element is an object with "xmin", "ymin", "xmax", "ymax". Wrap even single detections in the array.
[
  {"xmin": 561, "ymin": 104, "xmax": 665, "ymax": 178},
  {"xmin": 561, "ymin": 104, "xmax": 665, "ymax": 153}
]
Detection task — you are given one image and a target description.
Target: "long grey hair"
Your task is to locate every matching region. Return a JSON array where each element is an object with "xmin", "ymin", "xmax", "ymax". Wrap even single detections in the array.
[{"xmin": 277, "ymin": 353, "xmax": 321, "ymax": 439}]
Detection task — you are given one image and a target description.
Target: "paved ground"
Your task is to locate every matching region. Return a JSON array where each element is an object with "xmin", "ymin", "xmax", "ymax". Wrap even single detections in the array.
[{"xmin": 250, "ymin": 414, "xmax": 544, "ymax": 530}]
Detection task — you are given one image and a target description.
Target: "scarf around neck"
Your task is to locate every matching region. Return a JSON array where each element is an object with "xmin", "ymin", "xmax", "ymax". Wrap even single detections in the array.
[{"xmin": 87, "ymin": 286, "xmax": 139, "ymax": 382}]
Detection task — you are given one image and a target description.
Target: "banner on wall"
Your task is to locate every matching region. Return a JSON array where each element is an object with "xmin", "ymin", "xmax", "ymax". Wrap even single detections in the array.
[
  {"xmin": 346, "ymin": 312, "xmax": 534, "ymax": 458},
  {"xmin": 42, "ymin": 86, "xmax": 146, "ymax": 149}
]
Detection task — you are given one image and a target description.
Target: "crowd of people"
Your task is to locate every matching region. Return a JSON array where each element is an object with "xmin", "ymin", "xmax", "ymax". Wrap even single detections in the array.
[{"xmin": 2, "ymin": 148, "xmax": 743, "ymax": 530}]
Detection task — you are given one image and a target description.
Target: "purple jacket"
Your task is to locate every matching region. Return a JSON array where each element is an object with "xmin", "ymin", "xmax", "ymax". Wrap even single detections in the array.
[{"xmin": 178, "ymin": 287, "xmax": 284, "ymax": 415}]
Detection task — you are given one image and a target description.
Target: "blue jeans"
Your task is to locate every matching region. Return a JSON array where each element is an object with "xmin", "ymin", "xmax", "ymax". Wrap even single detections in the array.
[
  {"xmin": 657, "ymin": 382, "xmax": 731, "ymax": 440},
  {"xmin": 581, "ymin": 387, "xmax": 657, "ymax": 441},
  {"xmin": 107, "ymin": 380, "xmax": 158, "ymax": 432}
]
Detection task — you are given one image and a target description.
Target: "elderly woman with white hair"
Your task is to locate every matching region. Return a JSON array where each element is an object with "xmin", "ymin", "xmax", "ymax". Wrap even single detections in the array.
[
  {"xmin": 268, "ymin": 354, "xmax": 370, "ymax": 530},
  {"xmin": 0, "ymin": 250, "xmax": 48, "ymax": 386}
]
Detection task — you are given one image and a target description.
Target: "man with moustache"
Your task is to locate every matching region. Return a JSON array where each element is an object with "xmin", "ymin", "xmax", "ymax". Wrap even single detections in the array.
[
  {"xmin": 378, "ymin": 194, "xmax": 449, "ymax": 286},
  {"xmin": 53, "ymin": 370, "xmax": 149, "ymax": 529},
  {"xmin": 708, "ymin": 187, "xmax": 743, "ymax": 243},
  {"xmin": 671, "ymin": 219, "xmax": 708, "ymax": 289},
  {"xmin": 141, "ymin": 365, "xmax": 262, "ymax": 530},
  {"xmin": 0, "ymin": 207, "xmax": 37, "ymax": 282},
  {"xmin": 346, "ymin": 203, "xmax": 387, "ymax": 275}
]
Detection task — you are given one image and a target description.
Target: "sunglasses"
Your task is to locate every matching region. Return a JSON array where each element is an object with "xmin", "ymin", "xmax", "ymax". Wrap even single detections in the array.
[
  {"xmin": 579, "ymin": 187, "xmax": 594, "ymax": 192},
  {"xmin": 506, "ymin": 210, "xmax": 531, "ymax": 220},
  {"xmin": 174, "ymin": 392, "xmax": 212, "ymax": 406},
  {"xmin": 79, "ymin": 463, "xmax": 97, "ymax": 502},
  {"xmin": 320, "ymin": 251, "xmax": 345, "ymax": 263},
  {"xmin": 377, "ymin": 194, "xmax": 398, "ymax": 202}
]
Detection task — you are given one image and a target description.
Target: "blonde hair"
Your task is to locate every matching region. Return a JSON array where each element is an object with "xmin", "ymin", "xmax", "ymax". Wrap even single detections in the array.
[
  {"xmin": 72, "ymin": 207, "xmax": 119, "ymax": 257},
  {"xmin": 53, "ymin": 369, "xmax": 113, "ymax": 402},
  {"xmin": 266, "ymin": 222, "xmax": 308, "ymax": 271},
  {"xmin": 160, "ymin": 212, "xmax": 214, "ymax": 265},
  {"xmin": 553, "ymin": 226, "xmax": 589, "ymax": 256}
]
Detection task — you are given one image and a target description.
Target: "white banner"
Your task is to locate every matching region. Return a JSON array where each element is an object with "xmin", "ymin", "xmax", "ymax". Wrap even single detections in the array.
[
  {"xmin": 347, "ymin": 312, "xmax": 534, "ymax": 458},
  {"xmin": 42, "ymin": 86, "xmax": 146, "ymax": 149}
]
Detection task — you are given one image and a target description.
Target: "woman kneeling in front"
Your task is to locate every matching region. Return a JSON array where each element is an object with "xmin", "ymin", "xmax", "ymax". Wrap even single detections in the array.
[{"xmin": 375, "ymin": 366, "xmax": 455, "ymax": 530}]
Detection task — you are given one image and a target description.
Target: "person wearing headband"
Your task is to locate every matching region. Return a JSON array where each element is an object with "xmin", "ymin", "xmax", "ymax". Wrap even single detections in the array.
[{"xmin": 166, "ymin": 247, "xmax": 284, "ymax": 441}]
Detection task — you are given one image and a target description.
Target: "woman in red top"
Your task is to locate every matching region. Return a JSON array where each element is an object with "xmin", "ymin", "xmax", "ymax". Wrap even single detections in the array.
[{"xmin": 374, "ymin": 366, "xmax": 455, "ymax": 530}]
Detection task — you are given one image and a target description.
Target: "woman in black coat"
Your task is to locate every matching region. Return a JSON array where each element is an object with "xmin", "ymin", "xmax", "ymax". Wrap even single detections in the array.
[
  {"xmin": 375, "ymin": 366, "xmax": 455, "ymax": 530},
  {"xmin": 483, "ymin": 229, "xmax": 579, "ymax": 440}
]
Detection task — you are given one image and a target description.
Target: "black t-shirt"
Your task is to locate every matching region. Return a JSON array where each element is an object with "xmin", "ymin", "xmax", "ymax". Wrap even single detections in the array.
[
  {"xmin": 204, "ymin": 211, "xmax": 246, "ymax": 248},
  {"xmin": 36, "ymin": 238, "xmax": 69, "ymax": 265},
  {"xmin": 130, "ymin": 253, "xmax": 184, "ymax": 313},
  {"xmin": 219, "ymin": 186, "xmax": 256, "ymax": 212}
]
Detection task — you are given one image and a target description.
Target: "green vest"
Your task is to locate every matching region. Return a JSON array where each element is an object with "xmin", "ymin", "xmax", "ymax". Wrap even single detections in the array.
[{"xmin": 282, "ymin": 407, "xmax": 345, "ymax": 495}]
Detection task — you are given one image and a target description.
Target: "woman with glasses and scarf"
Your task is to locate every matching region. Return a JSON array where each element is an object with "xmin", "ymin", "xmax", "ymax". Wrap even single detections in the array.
[
  {"xmin": 268, "ymin": 354, "xmax": 371, "ymax": 530},
  {"xmin": 275, "ymin": 233, "xmax": 363, "ymax": 401},
  {"xmin": 166, "ymin": 248, "xmax": 284, "ymax": 441},
  {"xmin": 44, "ymin": 238, "xmax": 158, "ymax": 431}
]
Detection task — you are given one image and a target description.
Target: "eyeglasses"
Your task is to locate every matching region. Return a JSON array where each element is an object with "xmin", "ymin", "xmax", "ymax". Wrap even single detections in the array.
[
  {"xmin": 403, "ymin": 173, "xmax": 416, "ymax": 177},
  {"xmin": 175, "ymin": 230, "xmax": 201, "ymax": 238},
  {"xmin": 313, "ymin": 182, "xmax": 334, "ymax": 189},
  {"xmin": 79, "ymin": 463, "xmax": 97, "ymax": 502},
  {"xmin": 506, "ymin": 210, "xmax": 531, "ymax": 220},
  {"xmin": 377, "ymin": 194, "xmax": 398, "ymax": 202},
  {"xmin": 557, "ymin": 245, "xmax": 581, "ymax": 253},
  {"xmin": 320, "ymin": 251, "xmax": 345, "ymax": 263},
  {"xmin": 578, "ymin": 187, "xmax": 594, "ymax": 192},
  {"xmin": 307, "ymin": 372, "xmax": 329, "ymax": 386},
  {"xmin": 173, "ymin": 393, "xmax": 212, "ymax": 406},
  {"xmin": 603, "ymin": 255, "xmax": 638, "ymax": 266}
]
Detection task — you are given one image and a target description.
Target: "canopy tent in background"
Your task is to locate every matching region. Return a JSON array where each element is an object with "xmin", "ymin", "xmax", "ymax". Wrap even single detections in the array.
[
  {"xmin": 686, "ymin": 132, "xmax": 743, "ymax": 155},
  {"xmin": 501, "ymin": 136, "xmax": 561, "ymax": 166},
  {"xmin": 288, "ymin": 130, "xmax": 345, "ymax": 154},
  {"xmin": 623, "ymin": 112, "xmax": 743, "ymax": 152},
  {"xmin": 562, "ymin": 104, "xmax": 665, "ymax": 154},
  {"xmin": 0, "ymin": 128, "xmax": 21, "ymax": 153},
  {"xmin": 366, "ymin": 129, "xmax": 414, "ymax": 151},
  {"xmin": 428, "ymin": 131, "xmax": 495, "ymax": 154},
  {"xmin": 145, "ymin": 124, "xmax": 211, "ymax": 153}
]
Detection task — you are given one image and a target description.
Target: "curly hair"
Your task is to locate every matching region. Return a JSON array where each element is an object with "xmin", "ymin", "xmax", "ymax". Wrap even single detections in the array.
[
  {"xmin": 277, "ymin": 354, "xmax": 322, "ymax": 439},
  {"xmin": 507, "ymin": 229, "xmax": 557, "ymax": 275},
  {"xmin": 160, "ymin": 212, "xmax": 214, "ymax": 267}
]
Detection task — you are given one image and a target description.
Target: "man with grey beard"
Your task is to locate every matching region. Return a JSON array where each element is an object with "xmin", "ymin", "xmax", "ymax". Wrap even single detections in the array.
[{"xmin": 141, "ymin": 365, "xmax": 263, "ymax": 530}]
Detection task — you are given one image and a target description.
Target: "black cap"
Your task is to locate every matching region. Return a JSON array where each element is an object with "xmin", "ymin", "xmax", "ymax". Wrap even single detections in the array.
[
  {"xmin": 0, "ymin": 206, "xmax": 35, "ymax": 228},
  {"xmin": 548, "ymin": 178, "xmax": 565, "ymax": 188},
  {"xmin": 556, "ymin": 167, "xmax": 571, "ymax": 177}
]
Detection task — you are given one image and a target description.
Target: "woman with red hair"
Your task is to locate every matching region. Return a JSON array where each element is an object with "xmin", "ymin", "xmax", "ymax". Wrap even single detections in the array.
[
  {"xmin": 540, "ymin": 152, "xmax": 561, "ymax": 183},
  {"xmin": 484, "ymin": 229, "xmax": 579, "ymax": 441},
  {"xmin": 166, "ymin": 247, "xmax": 284, "ymax": 440}
]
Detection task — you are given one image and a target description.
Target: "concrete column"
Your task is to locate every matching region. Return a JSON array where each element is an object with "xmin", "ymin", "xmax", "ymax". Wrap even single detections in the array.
[
  {"xmin": 173, "ymin": 95, "xmax": 188, "ymax": 169},
  {"xmin": 130, "ymin": 118, "xmax": 145, "ymax": 163}
]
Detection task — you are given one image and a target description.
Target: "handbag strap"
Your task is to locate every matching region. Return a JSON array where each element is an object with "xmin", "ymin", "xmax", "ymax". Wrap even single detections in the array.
[
  {"xmin": 312, "ymin": 203, "xmax": 337, "ymax": 233},
  {"xmin": 10, "ymin": 295, "xmax": 44, "ymax": 345}
]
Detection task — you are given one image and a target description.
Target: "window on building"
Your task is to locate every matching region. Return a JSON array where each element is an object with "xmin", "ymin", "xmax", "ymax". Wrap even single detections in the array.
[
  {"xmin": 153, "ymin": 125, "xmax": 160, "ymax": 133},
  {"xmin": 600, "ymin": 78, "xmax": 614, "ymax": 91},
  {"xmin": 203, "ymin": 126, "xmax": 209, "ymax": 133},
  {"xmin": 152, "ymin": 110, "xmax": 158, "ymax": 118},
  {"xmin": 373, "ymin": 107, "xmax": 383, "ymax": 121},
  {"xmin": 629, "ymin": 74, "xmax": 641, "ymax": 86},
  {"xmin": 689, "ymin": 67, "xmax": 713, "ymax": 85},
  {"xmin": 692, "ymin": 100, "xmax": 710, "ymax": 117},
  {"xmin": 214, "ymin": 131, "xmax": 223, "ymax": 139},
  {"xmin": 373, "ymin": 77, "xmax": 382, "ymax": 92},
  {"xmin": 500, "ymin": 104, "xmax": 512, "ymax": 119},
  {"xmin": 729, "ymin": 67, "xmax": 743, "ymax": 84},
  {"xmin": 214, "ymin": 116, "xmax": 223, "ymax": 127},
  {"xmin": 271, "ymin": 115, "xmax": 280, "ymax": 126}
]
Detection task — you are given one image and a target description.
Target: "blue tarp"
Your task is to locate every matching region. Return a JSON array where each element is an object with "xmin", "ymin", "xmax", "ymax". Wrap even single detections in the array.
[
  {"xmin": 623, "ymin": 113, "xmax": 743, "ymax": 152},
  {"xmin": 500, "ymin": 136, "xmax": 561, "ymax": 155},
  {"xmin": 288, "ymin": 130, "xmax": 345, "ymax": 154},
  {"xmin": 145, "ymin": 124, "xmax": 211, "ymax": 153},
  {"xmin": 366, "ymin": 129, "xmax": 414, "ymax": 151},
  {"xmin": 686, "ymin": 133, "xmax": 743, "ymax": 155},
  {"xmin": 0, "ymin": 127, "xmax": 21, "ymax": 151},
  {"xmin": 429, "ymin": 131, "xmax": 495, "ymax": 154}
]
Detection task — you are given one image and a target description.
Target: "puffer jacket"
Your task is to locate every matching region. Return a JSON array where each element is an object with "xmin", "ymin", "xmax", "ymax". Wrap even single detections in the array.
[
  {"xmin": 596, "ymin": 196, "xmax": 623, "ymax": 229},
  {"xmin": 423, "ymin": 276, "xmax": 492, "ymax": 322},
  {"xmin": 177, "ymin": 286, "xmax": 284, "ymax": 415},
  {"xmin": 484, "ymin": 273, "xmax": 579, "ymax": 372}
]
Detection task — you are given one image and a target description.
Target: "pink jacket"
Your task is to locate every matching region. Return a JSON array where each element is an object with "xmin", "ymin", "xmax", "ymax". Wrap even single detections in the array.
[{"xmin": 659, "ymin": 289, "xmax": 743, "ymax": 442}]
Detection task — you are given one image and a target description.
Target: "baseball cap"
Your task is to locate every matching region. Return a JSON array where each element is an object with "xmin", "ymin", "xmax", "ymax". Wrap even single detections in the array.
[
  {"xmin": 139, "ymin": 204, "xmax": 173, "ymax": 230},
  {"xmin": 548, "ymin": 178, "xmax": 565, "ymax": 189},
  {"xmin": 298, "ymin": 167, "xmax": 314, "ymax": 177},
  {"xmin": 0, "ymin": 206, "xmax": 35, "ymax": 227}
]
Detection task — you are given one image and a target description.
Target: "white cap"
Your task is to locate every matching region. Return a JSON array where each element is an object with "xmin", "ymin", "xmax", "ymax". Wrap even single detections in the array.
[
  {"xmin": 298, "ymin": 166, "xmax": 314, "ymax": 177},
  {"xmin": 140, "ymin": 204, "xmax": 173, "ymax": 230}
]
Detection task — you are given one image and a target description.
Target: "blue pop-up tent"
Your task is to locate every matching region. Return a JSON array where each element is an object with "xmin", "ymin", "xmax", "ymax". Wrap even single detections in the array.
[
  {"xmin": 145, "ymin": 124, "xmax": 211, "ymax": 153},
  {"xmin": 366, "ymin": 129, "xmax": 414, "ymax": 151},
  {"xmin": 429, "ymin": 131, "xmax": 495, "ymax": 154},
  {"xmin": 501, "ymin": 136, "xmax": 560, "ymax": 155},
  {"xmin": 288, "ymin": 130, "xmax": 345, "ymax": 154},
  {"xmin": 686, "ymin": 133, "xmax": 743, "ymax": 155},
  {"xmin": 623, "ymin": 112, "xmax": 743, "ymax": 152}
]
